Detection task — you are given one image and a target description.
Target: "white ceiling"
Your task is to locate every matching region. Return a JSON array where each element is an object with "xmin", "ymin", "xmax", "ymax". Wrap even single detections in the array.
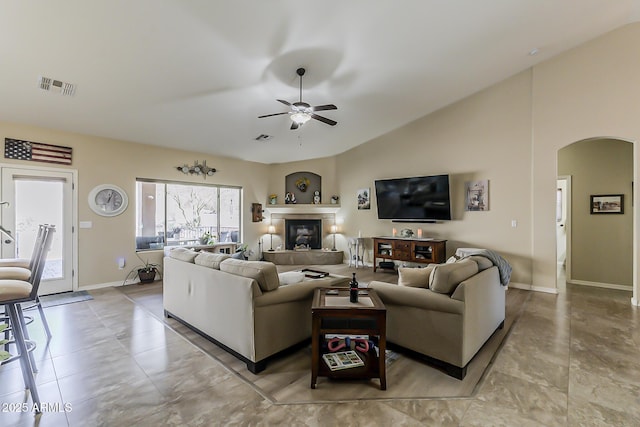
[{"xmin": 2, "ymin": 1, "xmax": 639, "ymax": 164}]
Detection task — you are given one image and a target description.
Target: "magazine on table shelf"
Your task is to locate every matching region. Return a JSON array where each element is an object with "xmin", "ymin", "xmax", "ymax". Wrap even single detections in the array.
[{"xmin": 322, "ymin": 350, "xmax": 365, "ymax": 371}]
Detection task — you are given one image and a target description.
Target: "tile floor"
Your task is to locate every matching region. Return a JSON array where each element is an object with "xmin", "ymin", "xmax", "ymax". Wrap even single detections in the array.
[{"xmin": 1, "ymin": 272, "xmax": 639, "ymax": 426}]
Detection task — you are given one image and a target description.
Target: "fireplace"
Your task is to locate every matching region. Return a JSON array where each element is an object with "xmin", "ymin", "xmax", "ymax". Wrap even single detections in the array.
[{"xmin": 285, "ymin": 219, "xmax": 322, "ymax": 250}]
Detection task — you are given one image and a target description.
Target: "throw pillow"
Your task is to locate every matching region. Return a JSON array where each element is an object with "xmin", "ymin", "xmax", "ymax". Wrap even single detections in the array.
[
  {"xmin": 194, "ymin": 252, "xmax": 230, "ymax": 269},
  {"xmin": 231, "ymin": 251, "xmax": 246, "ymax": 260},
  {"xmin": 278, "ymin": 271, "xmax": 306, "ymax": 285},
  {"xmin": 397, "ymin": 266, "xmax": 434, "ymax": 288},
  {"xmin": 220, "ymin": 259, "xmax": 280, "ymax": 291},
  {"xmin": 168, "ymin": 247, "xmax": 199, "ymax": 263},
  {"xmin": 429, "ymin": 259, "xmax": 479, "ymax": 294}
]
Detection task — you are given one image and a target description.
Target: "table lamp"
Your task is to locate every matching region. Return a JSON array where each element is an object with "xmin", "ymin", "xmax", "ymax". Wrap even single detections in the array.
[
  {"xmin": 268, "ymin": 225, "xmax": 276, "ymax": 251},
  {"xmin": 330, "ymin": 224, "xmax": 338, "ymax": 251}
]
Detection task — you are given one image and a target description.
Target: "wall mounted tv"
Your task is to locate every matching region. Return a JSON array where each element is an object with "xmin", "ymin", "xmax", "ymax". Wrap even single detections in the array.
[{"xmin": 374, "ymin": 174, "xmax": 452, "ymax": 222}]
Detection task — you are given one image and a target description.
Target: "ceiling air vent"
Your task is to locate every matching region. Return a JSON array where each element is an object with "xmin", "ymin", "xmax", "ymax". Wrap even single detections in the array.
[
  {"xmin": 37, "ymin": 76, "xmax": 76, "ymax": 96},
  {"xmin": 254, "ymin": 134, "xmax": 272, "ymax": 142}
]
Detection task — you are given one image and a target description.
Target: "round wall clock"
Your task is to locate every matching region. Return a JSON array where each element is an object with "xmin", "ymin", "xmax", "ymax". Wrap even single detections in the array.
[{"xmin": 88, "ymin": 184, "xmax": 128, "ymax": 217}]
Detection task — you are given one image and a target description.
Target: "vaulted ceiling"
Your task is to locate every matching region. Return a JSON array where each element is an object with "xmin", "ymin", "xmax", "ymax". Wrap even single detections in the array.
[{"xmin": 2, "ymin": 1, "xmax": 639, "ymax": 164}]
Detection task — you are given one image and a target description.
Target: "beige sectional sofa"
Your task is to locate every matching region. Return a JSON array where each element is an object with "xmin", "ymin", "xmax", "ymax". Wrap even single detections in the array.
[
  {"xmin": 163, "ymin": 248, "xmax": 349, "ymax": 373},
  {"xmin": 368, "ymin": 256, "xmax": 506, "ymax": 379}
]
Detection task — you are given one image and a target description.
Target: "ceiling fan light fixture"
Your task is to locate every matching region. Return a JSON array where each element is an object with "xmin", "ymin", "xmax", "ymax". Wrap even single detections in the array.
[
  {"xmin": 259, "ymin": 67, "xmax": 337, "ymax": 129},
  {"xmin": 291, "ymin": 112, "xmax": 311, "ymax": 125}
]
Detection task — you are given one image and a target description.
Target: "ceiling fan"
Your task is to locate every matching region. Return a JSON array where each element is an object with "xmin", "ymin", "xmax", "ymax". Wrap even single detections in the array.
[{"xmin": 258, "ymin": 67, "xmax": 337, "ymax": 130}]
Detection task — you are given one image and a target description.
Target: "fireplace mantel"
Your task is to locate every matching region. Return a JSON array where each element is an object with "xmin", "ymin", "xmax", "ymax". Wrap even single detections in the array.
[{"xmin": 264, "ymin": 204, "xmax": 340, "ymax": 215}]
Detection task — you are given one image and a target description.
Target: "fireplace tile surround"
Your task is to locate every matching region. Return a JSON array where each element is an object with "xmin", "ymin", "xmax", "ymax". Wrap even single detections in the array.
[
  {"xmin": 269, "ymin": 214, "xmax": 335, "ymax": 249},
  {"xmin": 264, "ymin": 212, "xmax": 343, "ymax": 264}
]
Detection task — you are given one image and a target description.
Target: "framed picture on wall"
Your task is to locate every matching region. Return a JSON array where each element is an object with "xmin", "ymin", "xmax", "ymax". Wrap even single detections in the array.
[
  {"xmin": 465, "ymin": 180, "xmax": 489, "ymax": 211},
  {"xmin": 590, "ymin": 194, "xmax": 624, "ymax": 214},
  {"xmin": 357, "ymin": 188, "xmax": 370, "ymax": 210}
]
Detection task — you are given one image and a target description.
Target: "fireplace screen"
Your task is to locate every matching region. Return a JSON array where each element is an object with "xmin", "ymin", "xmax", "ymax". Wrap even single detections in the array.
[{"xmin": 285, "ymin": 219, "xmax": 321, "ymax": 250}]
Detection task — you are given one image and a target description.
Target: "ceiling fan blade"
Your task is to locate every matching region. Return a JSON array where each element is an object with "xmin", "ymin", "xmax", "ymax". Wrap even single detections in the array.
[
  {"xmin": 312, "ymin": 104, "xmax": 337, "ymax": 112},
  {"xmin": 311, "ymin": 114, "xmax": 337, "ymax": 126},
  {"xmin": 290, "ymin": 121, "xmax": 299, "ymax": 130},
  {"xmin": 277, "ymin": 99, "xmax": 292, "ymax": 107},
  {"xmin": 258, "ymin": 112, "xmax": 289, "ymax": 118}
]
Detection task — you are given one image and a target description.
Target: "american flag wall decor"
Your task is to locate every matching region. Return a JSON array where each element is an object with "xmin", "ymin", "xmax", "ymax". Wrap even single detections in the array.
[{"xmin": 4, "ymin": 138, "xmax": 73, "ymax": 165}]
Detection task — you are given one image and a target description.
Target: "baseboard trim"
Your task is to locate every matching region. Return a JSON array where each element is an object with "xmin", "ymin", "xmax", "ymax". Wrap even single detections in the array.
[
  {"xmin": 508, "ymin": 282, "xmax": 558, "ymax": 294},
  {"xmin": 568, "ymin": 279, "xmax": 632, "ymax": 292},
  {"xmin": 80, "ymin": 279, "xmax": 137, "ymax": 291},
  {"xmin": 632, "ymin": 297, "xmax": 639, "ymax": 306}
]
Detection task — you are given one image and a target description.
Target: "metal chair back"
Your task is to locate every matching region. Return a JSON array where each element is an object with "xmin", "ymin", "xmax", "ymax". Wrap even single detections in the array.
[{"xmin": 27, "ymin": 225, "xmax": 56, "ymax": 300}]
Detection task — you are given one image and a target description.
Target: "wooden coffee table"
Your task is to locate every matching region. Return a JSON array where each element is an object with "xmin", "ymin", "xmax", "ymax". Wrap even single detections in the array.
[{"xmin": 310, "ymin": 288, "xmax": 387, "ymax": 390}]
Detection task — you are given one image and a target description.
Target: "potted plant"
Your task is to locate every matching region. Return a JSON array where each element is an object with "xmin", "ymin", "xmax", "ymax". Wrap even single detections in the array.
[
  {"xmin": 123, "ymin": 253, "xmax": 162, "ymax": 285},
  {"xmin": 200, "ymin": 231, "xmax": 215, "ymax": 245},
  {"xmin": 234, "ymin": 243, "xmax": 253, "ymax": 260},
  {"xmin": 137, "ymin": 260, "xmax": 160, "ymax": 283}
]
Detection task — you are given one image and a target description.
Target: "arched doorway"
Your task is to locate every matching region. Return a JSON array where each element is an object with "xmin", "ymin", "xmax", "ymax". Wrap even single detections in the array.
[{"xmin": 557, "ymin": 137, "xmax": 634, "ymax": 294}]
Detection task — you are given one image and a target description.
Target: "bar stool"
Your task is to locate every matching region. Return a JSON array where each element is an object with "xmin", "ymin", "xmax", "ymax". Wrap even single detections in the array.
[
  {"xmin": 1, "ymin": 226, "xmax": 55, "ymax": 372},
  {"xmin": 0, "ymin": 225, "xmax": 54, "ymax": 412},
  {"xmin": 0, "ymin": 225, "xmax": 52, "ymax": 339},
  {"xmin": 1, "ymin": 282, "xmax": 41, "ymax": 411}
]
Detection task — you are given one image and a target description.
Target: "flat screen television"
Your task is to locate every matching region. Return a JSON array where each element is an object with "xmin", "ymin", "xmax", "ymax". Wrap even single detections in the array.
[{"xmin": 374, "ymin": 174, "xmax": 452, "ymax": 221}]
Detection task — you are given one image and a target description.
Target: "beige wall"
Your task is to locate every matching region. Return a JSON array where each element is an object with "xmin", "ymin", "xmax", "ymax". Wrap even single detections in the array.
[
  {"xmin": 327, "ymin": 23, "xmax": 640, "ymax": 296},
  {"xmin": 532, "ymin": 23, "xmax": 640, "ymax": 296},
  {"xmin": 0, "ymin": 121, "xmax": 270, "ymax": 288},
  {"xmin": 265, "ymin": 157, "xmax": 340, "ymax": 250},
  {"xmin": 332, "ymin": 71, "xmax": 534, "ymax": 284},
  {"xmin": 267, "ymin": 156, "xmax": 339, "ymax": 205},
  {"xmin": 4, "ymin": 22, "xmax": 640, "ymax": 299},
  {"xmin": 558, "ymin": 139, "xmax": 633, "ymax": 287}
]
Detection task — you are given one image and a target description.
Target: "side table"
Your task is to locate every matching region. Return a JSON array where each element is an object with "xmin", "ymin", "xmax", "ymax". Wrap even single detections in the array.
[{"xmin": 310, "ymin": 288, "xmax": 387, "ymax": 390}]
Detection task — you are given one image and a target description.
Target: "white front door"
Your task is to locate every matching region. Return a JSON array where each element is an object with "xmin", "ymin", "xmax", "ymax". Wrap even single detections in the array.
[{"xmin": 0, "ymin": 166, "xmax": 76, "ymax": 295}]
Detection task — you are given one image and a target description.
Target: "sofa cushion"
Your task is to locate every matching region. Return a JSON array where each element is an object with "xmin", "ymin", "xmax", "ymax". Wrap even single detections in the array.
[
  {"xmin": 398, "ymin": 266, "xmax": 434, "ymax": 288},
  {"xmin": 194, "ymin": 252, "xmax": 230, "ymax": 269},
  {"xmin": 168, "ymin": 247, "xmax": 199, "ymax": 263},
  {"xmin": 467, "ymin": 255, "xmax": 493, "ymax": 271},
  {"xmin": 220, "ymin": 259, "xmax": 280, "ymax": 292},
  {"xmin": 429, "ymin": 259, "xmax": 479, "ymax": 294},
  {"xmin": 278, "ymin": 271, "xmax": 306, "ymax": 286}
]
